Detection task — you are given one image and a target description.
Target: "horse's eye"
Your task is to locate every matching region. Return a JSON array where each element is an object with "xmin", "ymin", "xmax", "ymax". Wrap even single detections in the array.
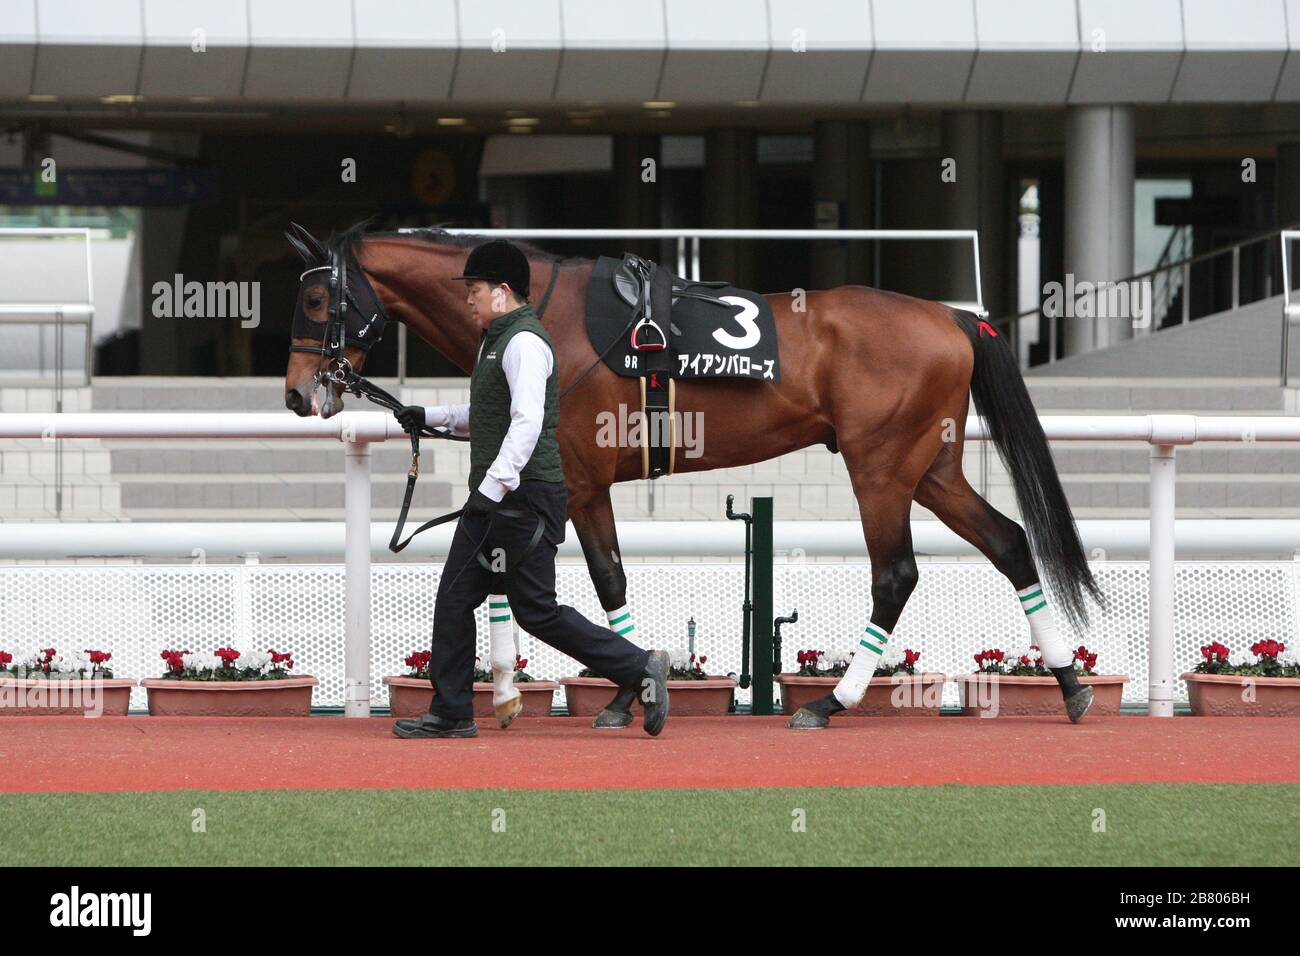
[{"xmin": 307, "ymin": 296, "xmax": 323, "ymax": 309}]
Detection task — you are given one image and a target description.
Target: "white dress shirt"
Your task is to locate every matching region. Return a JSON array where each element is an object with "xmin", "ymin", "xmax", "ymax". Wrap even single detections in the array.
[{"xmin": 423, "ymin": 330, "xmax": 555, "ymax": 502}]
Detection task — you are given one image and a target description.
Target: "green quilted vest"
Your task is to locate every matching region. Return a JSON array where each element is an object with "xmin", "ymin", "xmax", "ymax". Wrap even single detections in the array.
[{"xmin": 468, "ymin": 302, "xmax": 564, "ymax": 493}]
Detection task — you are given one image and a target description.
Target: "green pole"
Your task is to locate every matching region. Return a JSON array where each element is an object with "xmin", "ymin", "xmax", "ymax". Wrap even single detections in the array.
[{"xmin": 751, "ymin": 496, "xmax": 774, "ymax": 715}]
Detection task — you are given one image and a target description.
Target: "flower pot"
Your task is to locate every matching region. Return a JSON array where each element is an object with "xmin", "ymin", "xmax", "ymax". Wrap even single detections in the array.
[
  {"xmin": 140, "ymin": 676, "xmax": 318, "ymax": 716},
  {"xmin": 952, "ymin": 674, "xmax": 1129, "ymax": 717},
  {"xmin": 0, "ymin": 677, "xmax": 136, "ymax": 716},
  {"xmin": 559, "ymin": 675, "xmax": 737, "ymax": 717},
  {"xmin": 777, "ymin": 673, "xmax": 947, "ymax": 716},
  {"xmin": 1181, "ymin": 672, "xmax": 1300, "ymax": 716},
  {"xmin": 383, "ymin": 676, "xmax": 559, "ymax": 719}
]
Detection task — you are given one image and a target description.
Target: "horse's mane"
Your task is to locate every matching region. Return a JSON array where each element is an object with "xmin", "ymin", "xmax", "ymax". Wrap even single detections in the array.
[{"xmin": 330, "ymin": 219, "xmax": 581, "ymax": 266}]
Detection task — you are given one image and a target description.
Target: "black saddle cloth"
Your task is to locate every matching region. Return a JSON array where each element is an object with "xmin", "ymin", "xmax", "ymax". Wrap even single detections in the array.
[{"xmin": 585, "ymin": 255, "xmax": 780, "ymax": 383}]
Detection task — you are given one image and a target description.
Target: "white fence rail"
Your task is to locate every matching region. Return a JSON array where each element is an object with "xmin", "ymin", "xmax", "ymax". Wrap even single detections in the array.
[
  {"xmin": 5, "ymin": 518, "xmax": 1300, "ymax": 561},
  {"xmin": 3, "ymin": 411, "xmax": 1300, "ymax": 716}
]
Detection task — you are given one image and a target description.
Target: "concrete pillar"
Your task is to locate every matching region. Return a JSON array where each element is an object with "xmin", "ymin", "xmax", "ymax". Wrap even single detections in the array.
[
  {"xmin": 613, "ymin": 133, "xmax": 661, "ymax": 260},
  {"xmin": 1063, "ymin": 105, "xmax": 1135, "ymax": 355},
  {"xmin": 941, "ymin": 111, "xmax": 1005, "ymax": 317},
  {"xmin": 1276, "ymin": 141, "xmax": 1300, "ymax": 230},
  {"xmin": 139, "ymin": 132, "xmax": 200, "ymax": 375},
  {"xmin": 812, "ymin": 120, "xmax": 872, "ymax": 289},
  {"xmin": 704, "ymin": 129, "xmax": 757, "ymax": 288}
]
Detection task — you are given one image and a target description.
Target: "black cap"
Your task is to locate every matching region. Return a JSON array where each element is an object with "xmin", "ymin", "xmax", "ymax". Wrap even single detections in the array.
[{"xmin": 453, "ymin": 239, "xmax": 531, "ymax": 300}]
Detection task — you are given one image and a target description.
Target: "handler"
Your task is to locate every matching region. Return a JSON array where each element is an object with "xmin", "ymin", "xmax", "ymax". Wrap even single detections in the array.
[{"xmin": 391, "ymin": 239, "xmax": 670, "ymax": 739}]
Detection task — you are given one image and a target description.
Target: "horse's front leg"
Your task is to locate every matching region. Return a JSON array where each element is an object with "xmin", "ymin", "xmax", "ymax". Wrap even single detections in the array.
[{"xmin": 569, "ymin": 483, "xmax": 642, "ymax": 728}]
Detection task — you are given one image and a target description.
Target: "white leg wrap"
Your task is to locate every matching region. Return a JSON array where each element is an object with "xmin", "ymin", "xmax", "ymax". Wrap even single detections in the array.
[
  {"xmin": 488, "ymin": 594, "xmax": 519, "ymax": 706},
  {"xmin": 606, "ymin": 604, "xmax": 636, "ymax": 639},
  {"xmin": 1017, "ymin": 583, "xmax": 1071, "ymax": 669},
  {"xmin": 833, "ymin": 623, "xmax": 890, "ymax": 709}
]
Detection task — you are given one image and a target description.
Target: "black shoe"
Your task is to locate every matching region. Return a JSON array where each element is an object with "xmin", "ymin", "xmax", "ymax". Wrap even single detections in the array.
[
  {"xmin": 593, "ymin": 684, "xmax": 637, "ymax": 729},
  {"xmin": 392, "ymin": 712, "xmax": 478, "ymax": 739},
  {"xmin": 636, "ymin": 650, "xmax": 671, "ymax": 737}
]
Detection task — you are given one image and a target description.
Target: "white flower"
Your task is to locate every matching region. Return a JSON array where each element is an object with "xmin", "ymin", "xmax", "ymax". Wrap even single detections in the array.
[
  {"xmin": 1229, "ymin": 650, "xmax": 1253, "ymax": 668},
  {"xmin": 188, "ymin": 653, "xmax": 221, "ymax": 673},
  {"xmin": 670, "ymin": 648, "xmax": 693, "ymax": 669},
  {"xmin": 246, "ymin": 651, "xmax": 271, "ymax": 674},
  {"xmin": 1279, "ymin": 647, "xmax": 1299, "ymax": 666}
]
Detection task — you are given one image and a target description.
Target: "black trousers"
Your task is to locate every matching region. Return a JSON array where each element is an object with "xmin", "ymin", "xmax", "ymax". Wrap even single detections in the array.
[{"xmin": 428, "ymin": 479, "xmax": 650, "ymax": 720}]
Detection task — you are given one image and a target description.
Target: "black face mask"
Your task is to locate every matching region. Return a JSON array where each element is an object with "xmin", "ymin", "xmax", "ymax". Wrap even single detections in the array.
[{"xmin": 290, "ymin": 245, "xmax": 387, "ymax": 356}]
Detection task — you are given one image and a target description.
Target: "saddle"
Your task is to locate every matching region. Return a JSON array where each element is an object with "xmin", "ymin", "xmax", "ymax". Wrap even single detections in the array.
[
  {"xmin": 611, "ymin": 252, "xmax": 731, "ymax": 352},
  {"xmin": 585, "ymin": 253, "xmax": 781, "ymax": 481}
]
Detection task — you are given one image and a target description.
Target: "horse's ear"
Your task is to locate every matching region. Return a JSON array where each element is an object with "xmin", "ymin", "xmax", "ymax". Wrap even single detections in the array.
[
  {"xmin": 289, "ymin": 222, "xmax": 329, "ymax": 262},
  {"xmin": 284, "ymin": 232, "xmax": 316, "ymax": 266}
]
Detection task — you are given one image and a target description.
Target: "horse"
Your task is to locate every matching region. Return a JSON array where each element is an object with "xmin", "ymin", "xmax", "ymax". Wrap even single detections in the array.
[{"xmin": 283, "ymin": 222, "xmax": 1106, "ymax": 728}]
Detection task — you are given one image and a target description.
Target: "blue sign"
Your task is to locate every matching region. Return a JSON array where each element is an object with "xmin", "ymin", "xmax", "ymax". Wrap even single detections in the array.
[{"xmin": 0, "ymin": 168, "xmax": 217, "ymax": 206}]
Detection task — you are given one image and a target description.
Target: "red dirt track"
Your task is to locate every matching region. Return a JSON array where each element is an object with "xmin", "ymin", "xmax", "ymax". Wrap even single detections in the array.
[{"xmin": 1, "ymin": 716, "xmax": 1297, "ymax": 793}]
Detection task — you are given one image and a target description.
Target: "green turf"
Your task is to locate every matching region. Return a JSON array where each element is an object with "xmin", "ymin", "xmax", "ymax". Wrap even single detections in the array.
[{"xmin": 3, "ymin": 784, "xmax": 1295, "ymax": 866}]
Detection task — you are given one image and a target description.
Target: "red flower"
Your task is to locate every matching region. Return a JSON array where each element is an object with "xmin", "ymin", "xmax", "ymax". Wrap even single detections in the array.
[
  {"xmin": 699, "ymin": 655, "xmax": 707, "ymax": 666},
  {"xmin": 160, "ymin": 649, "xmax": 190, "ymax": 674},
  {"xmin": 1251, "ymin": 639, "xmax": 1285, "ymax": 659},
  {"xmin": 404, "ymin": 650, "xmax": 431, "ymax": 671},
  {"xmin": 85, "ymin": 650, "xmax": 111, "ymax": 665},
  {"xmin": 1200, "ymin": 641, "xmax": 1230, "ymax": 663},
  {"xmin": 903, "ymin": 649, "xmax": 921, "ymax": 666},
  {"xmin": 516, "ymin": 656, "xmax": 528, "ymax": 671},
  {"xmin": 214, "ymin": 647, "xmax": 241, "ymax": 667}
]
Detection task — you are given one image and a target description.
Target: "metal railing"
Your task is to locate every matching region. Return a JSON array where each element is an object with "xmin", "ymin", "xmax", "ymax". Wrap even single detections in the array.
[
  {"xmin": 0, "ymin": 227, "xmax": 97, "ymax": 519},
  {"xmin": 3, "ymin": 410, "xmax": 1298, "ymax": 718},
  {"xmin": 998, "ymin": 223, "xmax": 1297, "ymax": 373},
  {"xmin": 393, "ymin": 227, "xmax": 987, "ymax": 384},
  {"xmin": 0, "ymin": 228, "xmax": 96, "ymax": 388}
]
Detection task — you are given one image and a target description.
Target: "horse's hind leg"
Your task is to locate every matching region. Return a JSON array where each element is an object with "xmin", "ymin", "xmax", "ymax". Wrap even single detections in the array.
[
  {"xmin": 913, "ymin": 440, "xmax": 1093, "ymax": 722},
  {"xmin": 789, "ymin": 480, "xmax": 921, "ymax": 729}
]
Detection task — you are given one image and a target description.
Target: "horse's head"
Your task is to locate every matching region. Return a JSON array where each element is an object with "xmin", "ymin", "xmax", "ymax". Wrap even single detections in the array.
[{"xmin": 283, "ymin": 222, "xmax": 386, "ymax": 419}]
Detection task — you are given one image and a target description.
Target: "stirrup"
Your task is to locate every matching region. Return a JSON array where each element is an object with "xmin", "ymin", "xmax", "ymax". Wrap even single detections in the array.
[{"xmin": 630, "ymin": 315, "xmax": 666, "ymax": 351}]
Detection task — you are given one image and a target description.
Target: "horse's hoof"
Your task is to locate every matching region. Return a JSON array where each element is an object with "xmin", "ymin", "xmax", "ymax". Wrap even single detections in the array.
[
  {"xmin": 1065, "ymin": 685, "xmax": 1094, "ymax": 724},
  {"xmin": 592, "ymin": 707, "xmax": 633, "ymax": 729},
  {"xmin": 495, "ymin": 694, "xmax": 523, "ymax": 729},
  {"xmin": 788, "ymin": 707, "xmax": 829, "ymax": 730}
]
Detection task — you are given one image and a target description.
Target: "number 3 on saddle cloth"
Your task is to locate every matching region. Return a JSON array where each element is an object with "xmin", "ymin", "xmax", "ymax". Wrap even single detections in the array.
[{"xmin": 584, "ymin": 253, "xmax": 781, "ymax": 479}]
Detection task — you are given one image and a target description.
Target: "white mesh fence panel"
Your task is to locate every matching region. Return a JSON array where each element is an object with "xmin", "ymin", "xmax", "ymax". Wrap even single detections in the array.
[{"xmin": 1, "ymin": 560, "xmax": 1295, "ymax": 711}]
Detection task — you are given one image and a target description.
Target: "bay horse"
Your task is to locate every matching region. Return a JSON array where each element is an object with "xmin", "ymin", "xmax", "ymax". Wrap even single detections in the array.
[{"xmin": 283, "ymin": 223, "xmax": 1106, "ymax": 728}]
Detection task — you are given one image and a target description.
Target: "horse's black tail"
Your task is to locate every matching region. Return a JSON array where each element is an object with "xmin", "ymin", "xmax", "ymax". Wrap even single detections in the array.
[{"xmin": 949, "ymin": 310, "xmax": 1106, "ymax": 631}]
